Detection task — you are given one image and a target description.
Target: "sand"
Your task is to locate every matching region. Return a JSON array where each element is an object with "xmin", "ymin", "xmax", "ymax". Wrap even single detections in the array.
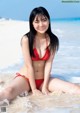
[
  {"xmin": 0, "ymin": 19, "xmax": 80, "ymax": 113},
  {"xmin": 0, "ymin": 73, "xmax": 80, "ymax": 113}
]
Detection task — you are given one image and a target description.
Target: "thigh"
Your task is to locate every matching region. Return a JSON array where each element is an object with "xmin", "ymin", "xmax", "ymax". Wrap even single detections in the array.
[
  {"xmin": 48, "ymin": 77, "xmax": 78, "ymax": 93},
  {"xmin": 7, "ymin": 75, "xmax": 30, "ymax": 94}
]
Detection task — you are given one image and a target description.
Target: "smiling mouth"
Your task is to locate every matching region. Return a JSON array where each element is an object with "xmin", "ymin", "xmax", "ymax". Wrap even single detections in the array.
[{"xmin": 38, "ymin": 27, "xmax": 46, "ymax": 31}]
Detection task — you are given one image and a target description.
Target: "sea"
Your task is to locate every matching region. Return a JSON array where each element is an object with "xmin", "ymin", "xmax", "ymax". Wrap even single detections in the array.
[
  {"xmin": 0, "ymin": 18, "xmax": 80, "ymax": 83},
  {"xmin": 0, "ymin": 18, "xmax": 80, "ymax": 113}
]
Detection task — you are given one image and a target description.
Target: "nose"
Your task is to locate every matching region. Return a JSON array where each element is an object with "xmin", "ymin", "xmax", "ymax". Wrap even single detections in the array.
[{"xmin": 39, "ymin": 21, "xmax": 43, "ymax": 26}]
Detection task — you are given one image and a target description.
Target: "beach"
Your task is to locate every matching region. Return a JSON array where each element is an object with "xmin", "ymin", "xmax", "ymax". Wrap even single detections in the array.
[
  {"xmin": 0, "ymin": 73, "xmax": 80, "ymax": 113},
  {"xmin": 0, "ymin": 19, "xmax": 80, "ymax": 113}
]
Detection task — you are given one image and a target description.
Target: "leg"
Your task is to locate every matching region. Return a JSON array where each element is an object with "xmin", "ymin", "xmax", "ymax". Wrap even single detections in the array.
[
  {"xmin": 48, "ymin": 77, "xmax": 80, "ymax": 94},
  {"xmin": 0, "ymin": 75, "xmax": 30, "ymax": 101}
]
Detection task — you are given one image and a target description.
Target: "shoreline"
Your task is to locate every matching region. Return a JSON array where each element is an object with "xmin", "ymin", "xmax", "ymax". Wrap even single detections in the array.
[{"xmin": 0, "ymin": 19, "xmax": 80, "ymax": 113}]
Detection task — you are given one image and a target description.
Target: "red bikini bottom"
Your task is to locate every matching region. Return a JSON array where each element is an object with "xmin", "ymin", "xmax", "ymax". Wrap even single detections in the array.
[{"xmin": 15, "ymin": 73, "xmax": 44, "ymax": 89}]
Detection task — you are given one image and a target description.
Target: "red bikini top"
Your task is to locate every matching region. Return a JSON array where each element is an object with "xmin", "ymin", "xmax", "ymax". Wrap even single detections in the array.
[{"xmin": 31, "ymin": 38, "xmax": 50, "ymax": 61}]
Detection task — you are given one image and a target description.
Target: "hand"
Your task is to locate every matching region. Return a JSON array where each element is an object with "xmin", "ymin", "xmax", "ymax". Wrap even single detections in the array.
[
  {"xmin": 42, "ymin": 86, "xmax": 50, "ymax": 95},
  {"xmin": 32, "ymin": 89, "xmax": 43, "ymax": 96}
]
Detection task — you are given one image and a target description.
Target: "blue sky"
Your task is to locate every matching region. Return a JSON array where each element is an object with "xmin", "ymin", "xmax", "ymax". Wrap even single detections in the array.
[{"xmin": 0, "ymin": 0, "xmax": 80, "ymax": 21}]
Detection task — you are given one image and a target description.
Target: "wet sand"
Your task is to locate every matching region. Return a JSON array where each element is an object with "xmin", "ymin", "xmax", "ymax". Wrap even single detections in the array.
[
  {"xmin": 0, "ymin": 73, "xmax": 80, "ymax": 113},
  {"xmin": 0, "ymin": 20, "xmax": 80, "ymax": 113}
]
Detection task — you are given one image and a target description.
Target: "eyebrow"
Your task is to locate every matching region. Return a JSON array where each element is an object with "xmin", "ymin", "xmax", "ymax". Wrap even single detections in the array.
[{"xmin": 34, "ymin": 15, "xmax": 47, "ymax": 21}]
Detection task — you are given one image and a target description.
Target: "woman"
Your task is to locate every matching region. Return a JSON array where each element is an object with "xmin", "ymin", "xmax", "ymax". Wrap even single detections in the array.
[{"xmin": 0, "ymin": 6, "xmax": 80, "ymax": 102}]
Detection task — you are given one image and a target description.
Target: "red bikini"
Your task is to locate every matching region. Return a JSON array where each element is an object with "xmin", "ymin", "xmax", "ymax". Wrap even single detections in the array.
[
  {"xmin": 32, "ymin": 38, "xmax": 50, "ymax": 61},
  {"xmin": 15, "ymin": 73, "xmax": 44, "ymax": 89},
  {"xmin": 15, "ymin": 38, "xmax": 50, "ymax": 90}
]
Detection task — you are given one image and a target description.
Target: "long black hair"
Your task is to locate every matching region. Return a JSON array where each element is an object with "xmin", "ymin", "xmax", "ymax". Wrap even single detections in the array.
[{"xmin": 25, "ymin": 6, "xmax": 59, "ymax": 56}]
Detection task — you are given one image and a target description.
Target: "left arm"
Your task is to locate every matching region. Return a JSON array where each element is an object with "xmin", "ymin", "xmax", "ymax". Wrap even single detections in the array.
[{"xmin": 42, "ymin": 50, "xmax": 55, "ymax": 94}]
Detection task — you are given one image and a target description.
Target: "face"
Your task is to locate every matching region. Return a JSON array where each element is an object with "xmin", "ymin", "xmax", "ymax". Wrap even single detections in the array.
[{"xmin": 32, "ymin": 14, "xmax": 49, "ymax": 34}]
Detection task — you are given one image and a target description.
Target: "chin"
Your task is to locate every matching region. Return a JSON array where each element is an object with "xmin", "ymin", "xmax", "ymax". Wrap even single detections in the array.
[{"xmin": 38, "ymin": 30, "xmax": 47, "ymax": 34}]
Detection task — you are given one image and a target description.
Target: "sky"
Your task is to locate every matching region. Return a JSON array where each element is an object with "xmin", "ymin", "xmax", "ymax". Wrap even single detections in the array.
[{"xmin": 0, "ymin": 0, "xmax": 80, "ymax": 21}]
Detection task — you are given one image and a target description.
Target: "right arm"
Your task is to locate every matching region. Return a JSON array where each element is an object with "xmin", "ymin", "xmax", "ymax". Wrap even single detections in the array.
[
  {"xmin": 21, "ymin": 36, "xmax": 42, "ymax": 95},
  {"xmin": 21, "ymin": 36, "xmax": 36, "ymax": 92}
]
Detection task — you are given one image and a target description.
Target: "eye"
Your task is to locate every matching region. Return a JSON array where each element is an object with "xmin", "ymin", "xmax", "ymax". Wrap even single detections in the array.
[
  {"xmin": 41, "ymin": 17, "xmax": 47, "ymax": 22},
  {"xmin": 35, "ymin": 21, "xmax": 39, "ymax": 23},
  {"xmin": 34, "ymin": 19, "xmax": 39, "ymax": 23}
]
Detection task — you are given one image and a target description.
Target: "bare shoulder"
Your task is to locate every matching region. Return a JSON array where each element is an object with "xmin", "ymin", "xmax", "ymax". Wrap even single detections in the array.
[
  {"xmin": 21, "ymin": 35, "xmax": 30, "ymax": 53},
  {"xmin": 21, "ymin": 35, "xmax": 29, "ymax": 45}
]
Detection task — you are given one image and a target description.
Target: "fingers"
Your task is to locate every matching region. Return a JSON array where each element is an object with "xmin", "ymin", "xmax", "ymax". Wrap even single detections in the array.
[
  {"xmin": 32, "ymin": 89, "xmax": 43, "ymax": 96},
  {"xmin": 43, "ymin": 90, "xmax": 50, "ymax": 95},
  {"xmin": 41, "ymin": 86, "xmax": 49, "ymax": 94}
]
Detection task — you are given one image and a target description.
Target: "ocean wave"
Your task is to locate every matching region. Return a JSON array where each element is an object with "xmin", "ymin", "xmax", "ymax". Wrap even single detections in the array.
[{"xmin": 51, "ymin": 17, "xmax": 80, "ymax": 22}]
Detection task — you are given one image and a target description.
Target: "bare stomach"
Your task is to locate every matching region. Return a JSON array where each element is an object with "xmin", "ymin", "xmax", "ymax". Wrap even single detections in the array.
[{"xmin": 19, "ymin": 61, "xmax": 45, "ymax": 79}]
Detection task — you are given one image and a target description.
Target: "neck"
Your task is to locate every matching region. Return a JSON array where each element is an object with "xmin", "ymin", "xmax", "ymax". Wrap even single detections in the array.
[{"xmin": 36, "ymin": 33, "xmax": 46, "ymax": 39}]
